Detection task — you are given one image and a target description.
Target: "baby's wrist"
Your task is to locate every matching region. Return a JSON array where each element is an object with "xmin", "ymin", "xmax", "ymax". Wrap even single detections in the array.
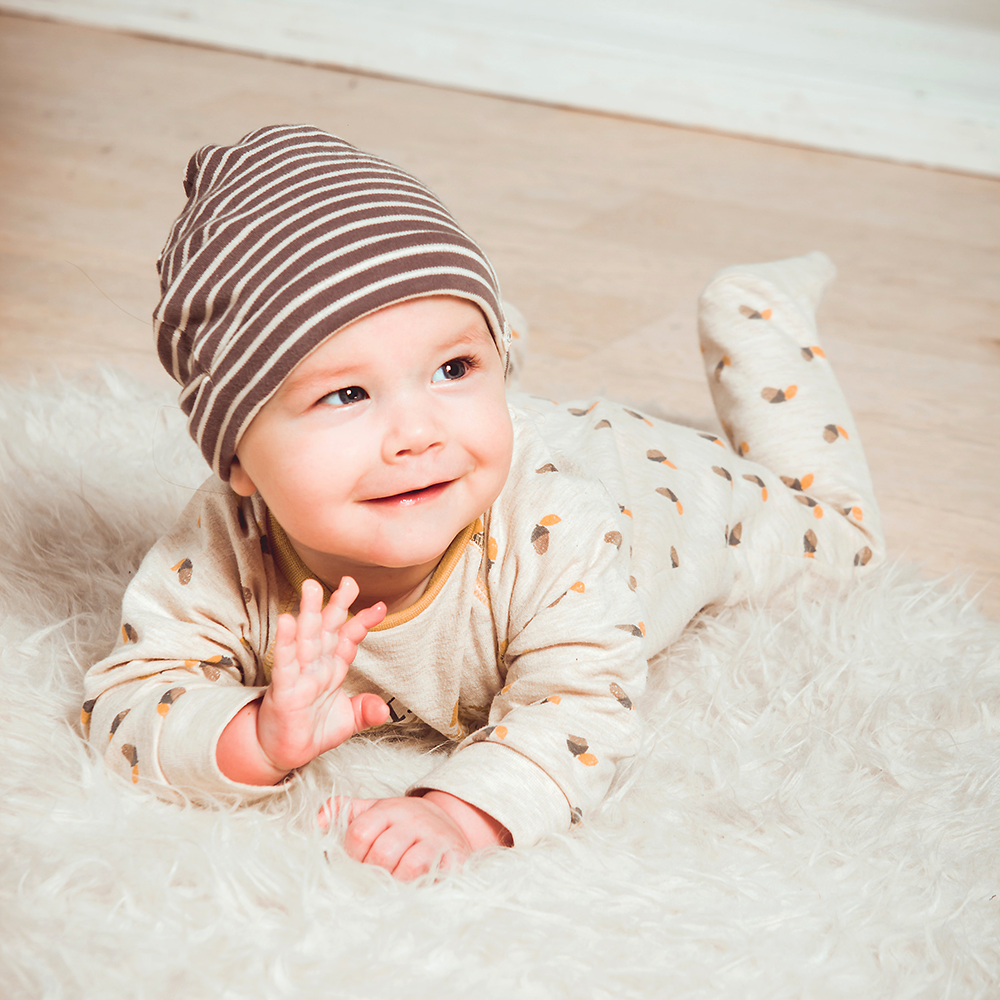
[
  {"xmin": 217, "ymin": 699, "xmax": 294, "ymax": 785},
  {"xmin": 418, "ymin": 790, "xmax": 512, "ymax": 850}
]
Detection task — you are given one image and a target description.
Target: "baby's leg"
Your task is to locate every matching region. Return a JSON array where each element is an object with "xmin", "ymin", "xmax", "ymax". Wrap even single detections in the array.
[{"xmin": 698, "ymin": 252, "xmax": 884, "ymax": 577}]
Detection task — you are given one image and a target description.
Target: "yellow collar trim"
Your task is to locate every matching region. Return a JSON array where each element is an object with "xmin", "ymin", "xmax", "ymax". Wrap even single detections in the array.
[{"xmin": 266, "ymin": 511, "xmax": 476, "ymax": 631}]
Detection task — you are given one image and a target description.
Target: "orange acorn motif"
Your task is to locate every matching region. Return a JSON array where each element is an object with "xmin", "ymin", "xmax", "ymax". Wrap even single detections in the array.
[
  {"xmin": 740, "ymin": 305, "xmax": 772, "ymax": 320},
  {"xmin": 619, "ymin": 505, "xmax": 633, "ymax": 518},
  {"xmin": 569, "ymin": 402, "xmax": 598, "ymax": 417},
  {"xmin": 594, "ymin": 419, "xmax": 612, "ymax": 430},
  {"xmin": 541, "ymin": 695, "xmax": 562, "ymax": 705},
  {"xmin": 656, "ymin": 486, "xmax": 683, "ymax": 514},
  {"xmin": 803, "ymin": 529, "xmax": 818, "ymax": 557},
  {"xmin": 761, "ymin": 386, "xmax": 798, "ymax": 403},
  {"xmin": 171, "ymin": 558, "xmax": 193, "ymax": 585},
  {"xmin": 109, "ymin": 709, "xmax": 129, "ymax": 740},
  {"xmin": 854, "ymin": 546, "xmax": 873, "ymax": 566},
  {"xmin": 646, "ymin": 449, "xmax": 677, "ymax": 469},
  {"xmin": 567, "ymin": 735, "xmax": 598, "ymax": 766},
  {"xmin": 712, "ymin": 466, "xmax": 733, "ymax": 487},
  {"xmin": 473, "ymin": 724, "xmax": 508, "ymax": 742},
  {"xmin": 624, "ymin": 408, "xmax": 653, "ymax": 427},
  {"xmin": 842, "ymin": 506, "xmax": 864, "ymax": 521},
  {"xmin": 781, "ymin": 473, "xmax": 814, "ymax": 492},
  {"xmin": 824, "ymin": 423, "xmax": 849, "ymax": 442},
  {"xmin": 714, "ymin": 356, "xmax": 731, "ymax": 380},
  {"xmin": 738, "ymin": 441, "xmax": 750, "ymax": 457},
  {"xmin": 570, "ymin": 581, "xmax": 586, "ymax": 593},
  {"xmin": 80, "ymin": 699, "xmax": 96, "ymax": 728},
  {"xmin": 742, "ymin": 474, "xmax": 768, "ymax": 500},
  {"xmin": 698, "ymin": 433, "xmax": 726, "ymax": 449},
  {"xmin": 610, "ymin": 682, "xmax": 634, "ymax": 710},
  {"xmin": 728, "ymin": 523, "xmax": 743, "ymax": 546},
  {"xmin": 121, "ymin": 623, "xmax": 138, "ymax": 644},
  {"xmin": 157, "ymin": 687, "xmax": 186, "ymax": 717},
  {"xmin": 801, "ymin": 346, "xmax": 826, "ymax": 361},
  {"xmin": 670, "ymin": 546, "xmax": 679, "ymax": 568},
  {"xmin": 531, "ymin": 514, "xmax": 562, "ymax": 554},
  {"xmin": 121, "ymin": 743, "xmax": 139, "ymax": 783},
  {"xmin": 795, "ymin": 495, "xmax": 824, "ymax": 518},
  {"xmin": 616, "ymin": 622, "xmax": 645, "ymax": 637}
]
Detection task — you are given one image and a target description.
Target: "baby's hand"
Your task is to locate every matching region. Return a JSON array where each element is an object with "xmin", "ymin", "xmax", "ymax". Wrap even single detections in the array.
[{"xmin": 257, "ymin": 577, "xmax": 388, "ymax": 773}]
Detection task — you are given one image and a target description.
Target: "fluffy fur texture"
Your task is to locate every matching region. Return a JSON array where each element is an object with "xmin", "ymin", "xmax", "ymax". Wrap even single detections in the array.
[{"xmin": 1, "ymin": 371, "xmax": 998, "ymax": 999}]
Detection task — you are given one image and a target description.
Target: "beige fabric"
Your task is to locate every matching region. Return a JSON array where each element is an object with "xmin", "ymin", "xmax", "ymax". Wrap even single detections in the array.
[{"xmin": 84, "ymin": 253, "xmax": 883, "ymax": 845}]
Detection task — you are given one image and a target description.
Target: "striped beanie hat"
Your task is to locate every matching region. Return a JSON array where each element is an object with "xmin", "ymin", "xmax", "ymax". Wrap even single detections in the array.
[{"xmin": 154, "ymin": 124, "xmax": 510, "ymax": 480}]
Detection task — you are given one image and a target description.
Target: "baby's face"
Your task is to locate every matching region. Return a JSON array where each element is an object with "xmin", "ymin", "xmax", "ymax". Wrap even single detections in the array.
[{"xmin": 230, "ymin": 296, "xmax": 513, "ymax": 583}]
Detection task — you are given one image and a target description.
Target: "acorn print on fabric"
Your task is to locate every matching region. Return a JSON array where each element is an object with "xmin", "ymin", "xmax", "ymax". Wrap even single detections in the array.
[
  {"xmin": 656, "ymin": 486, "xmax": 683, "ymax": 514},
  {"xmin": 570, "ymin": 806, "xmax": 583, "ymax": 825},
  {"xmin": 824, "ymin": 423, "xmax": 849, "ymax": 443},
  {"xmin": 670, "ymin": 546, "xmax": 679, "ymax": 568},
  {"xmin": 109, "ymin": 709, "xmax": 129, "ymax": 740},
  {"xmin": 540, "ymin": 695, "xmax": 562, "ymax": 706},
  {"xmin": 157, "ymin": 688, "xmax": 186, "ymax": 717},
  {"xmin": 121, "ymin": 623, "xmax": 138, "ymax": 644},
  {"xmin": 854, "ymin": 546, "xmax": 873, "ymax": 566},
  {"xmin": 605, "ymin": 530, "xmax": 623, "ymax": 549},
  {"xmin": 712, "ymin": 466, "xmax": 733, "ymax": 487},
  {"xmin": 594, "ymin": 419, "xmax": 612, "ymax": 430},
  {"xmin": 171, "ymin": 558, "xmax": 193, "ymax": 585},
  {"xmin": 728, "ymin": 523, "xmax": 743, "ymax": 547},
  {"xmin": 619, "ymin": 504, "xmax": 633, "ymax": 519},
  {"xmin": 531, "ymin": 514, "xmax": 562, "ymax": 554},
  {"xmin": 624, "ymin": 408, "xmax": 653, "ymax": 427},
  {"xmin": 761, "ymin": 385, "xmax": 798, "ymax": 403},
  {"xmin": 536, "ymin": 463, "xmax": 558, "ymax": 473},
  {"xmin": 646, "ymin": 449, "xmax": 677, "ymax": 469},
  {"xmin": 80, "ymin": 699, "xmax": 96, "ymax": 728},
  {"xmin": 242, "ymin": 586, "xmax": 253, "ymax": 605},
  {"xmin": 616, "ymin": 622, "xmax": 646, "ymax": 638},
  {"xmin": 628, "ymin": 575, "xmax": 638, "ymax": 591},
  {"xmin": 842, "ymin": 505, "xmax": 864, "ymax": 521},
  {"xmin": 698, "ymin": 433, "xmax": 726, "ymax": 449},
  {"xmin": 472, "ymin": 725, "xmax": 508, "ymax": 743},
  {"xmin": 739, "ymin": 304, "xmax": 772, "ymax": 320},
  {"xmin": 569, "ymin": 402, "xmax": 598, "ymax": 417},
  {"xmin": 801, "ymin": 346, "xmax": 826, "ymax": 361},
  {"xmin": 714, "ymin": 356, "xmax": 731, "ymax": 381},
  {"xmin": 184, "ymin": 655, "xmax": 236, "ymax": 681},
  {"xmin": 781, "ymin": 473, "xmax": 814, "ymax": 492},
  {"xmin": 742, "ymin": 474, "xmax": 768, "ymax": 500},
  {"xmin": 567, "ymin": 735, "xmax": 598, "ymax": 767},
  {"xmin": 803, "ymin": 529, "xmax": 818, "ymax": 557},
  {"xmin": 795, "ymin": 495, "xmax": 824, "ymax": 518},
  {"xmin": 121, "ymin": 744, "xmax": 139, "ymax": 783},
  {"xmin": 610, "ymin": 682, "xmax": 634, "ymax": 710},
  {"xmin": 737, "ymin": 441, "xmax": 750, "ymax": 457}
]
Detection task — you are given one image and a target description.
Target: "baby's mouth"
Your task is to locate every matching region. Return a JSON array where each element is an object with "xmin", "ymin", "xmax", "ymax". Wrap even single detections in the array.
[{"xmin": 367, "ymin": 480, "xmax": 452, "ymax": 506}]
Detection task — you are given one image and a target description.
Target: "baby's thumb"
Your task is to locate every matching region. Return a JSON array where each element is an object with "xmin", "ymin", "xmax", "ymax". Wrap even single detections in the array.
[{"xmin": 351, "ymin": 692, "xmax": 390, "ymax": 733}]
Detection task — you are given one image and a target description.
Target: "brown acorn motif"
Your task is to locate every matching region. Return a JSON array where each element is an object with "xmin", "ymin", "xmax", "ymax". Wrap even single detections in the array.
[
  {"xmin": 531, "ymin": 514, "xmax": 561, "ymax": 554},
  {"xmin": 761, "ymin": 385, "xmax": 798, "ymax": 403},
  {"xmin": 121, "ymin": 623, "xmax": 138, "ymax": 644},
  {"xmin": 157, "ymin": 687, "xmax": 186, "ymax": 717},
  {"xmin": 714, "ymin": 356, "xmax": 731, "ymax": 380},
  {"xmin": 594, "ymin": 419, "xmax": 612, "ymax": 430},
  {"xmin": 109, "ymin": 709, "xmax": 129, "ymax": 740},
  {"xmin": 742, "ymin": 474, "xmax": 768, "ymax": 500},
  {"xmin": 610, "ymin": 682, "xmax": 634, "ymax": 710},
  {"xmin": 712, "ymin": 466, "xmax": 733, "ymax": 487},
  {"xmin": 628, "ymin": 575, "xmax": 638, "ymax": 591},
  {"xmin": 171, "ymin": 558, "xmax": 193, "ymax": 585},
  {"xmin": 567, "ymin": 735, "xmax": 598, "ymax": 767},
  {"xmin": 624, "ymin": 408, "xmax": 653, "ymax": 427},
  {"xmin": 728, "ymin": 522, "xmax": 743, "ymax": 546},
  {"xmin": 842, "ymin": 505, "xmax": 864, "ymax": 521},
  {"xmin": 536, "ymin": 463, "xmax": 558, "ymax": 473},
  {"xmin": 781, "ymin": 473, "xmax": 814, "ymax": 492},
  {"xmin": 670, "ymin": 546, "xmax": 679, "ymax": 568},
  {"xmin": 854, "ymin": 546, "xmax": 873, "ymax": 566},
  {"xmin": 241, "ymin": 586, "xmax": 253, "ymax": 605},
  {"xmin": 795, "ymin": 495, "xmax": 825, "ymax": 518},
  {"xmin": 569, "ymin": 402, "xmax": 598, "ymax": 417},
  {"xmin": 656, "ymin": 486, "xmax": 683, "ymax": 514},
  {"xmin": 803, "ymin": 529, "xmax": 818, "ymax": 557},
  {"xmin": 646, "ymin": 449, "xmax": 677, "ymax": 469},
  {"xmin": 739, "ymin": 305, "xmax": 772, "ymax": 320},
  {"xmin": 121, "ymin": 743, "xmax": 139, "ymax": 783},
  {"xmin": 698, "ymin": 433, "xmax": 726, "ymax": 449},
  {"xmin": 801, "ymin": 346, "xmax": 826, "ymax": 361},
  {"xmin": 604, "ymin": 530, "xmax": 623, "ymax": 549},
  {"xmin": 540, "ymin": 695, "xmax": 562, "ymax": 706},
  {"xmin": 616, "ymin": 622, "xmax": 646, "ymax": 638},
  {"xmin": 80, "ymin": 699, "xmax": 96, "ymax": 728},
  {"xmin": 824, "ymin": 423, "xmax": 849, "ymax": 443},
  {"xmin": 570, "ymin": 806, "xmax": 583, "ymax": 825}
]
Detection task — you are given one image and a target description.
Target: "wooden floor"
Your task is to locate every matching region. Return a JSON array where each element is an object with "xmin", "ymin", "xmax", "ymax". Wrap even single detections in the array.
[{"xmin": 1, "ymin": 13, "xmax": 998, "ymax": 618}]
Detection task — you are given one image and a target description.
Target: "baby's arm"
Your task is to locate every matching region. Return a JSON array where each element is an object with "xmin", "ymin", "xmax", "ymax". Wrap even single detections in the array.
[{"xmin": 217, "ymin": 578, "xmax": 388, "ymax": 784}]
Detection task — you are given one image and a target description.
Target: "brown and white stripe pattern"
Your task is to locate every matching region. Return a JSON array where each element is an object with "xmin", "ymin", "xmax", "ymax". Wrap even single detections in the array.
[{"xmin": 154, "ymin": 124, "xmax": 509, "ymax": 479}]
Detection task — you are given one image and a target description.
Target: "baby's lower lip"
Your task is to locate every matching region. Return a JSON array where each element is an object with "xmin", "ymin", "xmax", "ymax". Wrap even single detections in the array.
[{"xmin": 367, "ymin": 481, "xmax": 451, "ymax": 506}]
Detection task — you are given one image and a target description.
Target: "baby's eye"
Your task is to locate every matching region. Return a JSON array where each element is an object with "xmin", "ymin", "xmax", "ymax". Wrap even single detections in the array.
[
  {"xmin": 319, "ymin": 386, "xmax": 369, "ymax": 407},
  {"xmin": 431, "ymin": 358, "xmax": 473, "ymax": 383}
]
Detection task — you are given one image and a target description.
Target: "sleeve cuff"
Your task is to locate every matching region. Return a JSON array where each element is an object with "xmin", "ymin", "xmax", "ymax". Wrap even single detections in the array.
[
  {"xmin": 158, "ymin": 686, "xmax": 292, "ymax": 802},
  {"xmin": 408, "ymin": 740, "xmax": 571, "ymax": 847}
]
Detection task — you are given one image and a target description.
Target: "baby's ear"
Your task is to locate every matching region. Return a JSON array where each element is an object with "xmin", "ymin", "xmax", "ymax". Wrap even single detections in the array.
[{"xmin": 229, "ymin": 457, "xmax": 258, "ymax": 497}]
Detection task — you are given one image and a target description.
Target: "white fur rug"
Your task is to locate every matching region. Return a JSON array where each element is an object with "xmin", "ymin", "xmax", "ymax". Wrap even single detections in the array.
[{"xmin": 2, "ymin": 370, "xmax": 999, "ymax": 999}]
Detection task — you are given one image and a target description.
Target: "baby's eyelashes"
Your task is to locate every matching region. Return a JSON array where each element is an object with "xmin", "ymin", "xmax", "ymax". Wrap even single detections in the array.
[
  {"xmin": 431, "ymin": 356, "xmax": 477, "ymax": 383},
  {"xmin": 319, "ymin": 386, "xmax": 369, "ymax": 407}
]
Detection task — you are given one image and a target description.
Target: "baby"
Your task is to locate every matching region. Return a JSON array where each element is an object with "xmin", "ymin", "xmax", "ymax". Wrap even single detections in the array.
[{"xmin": 84, "ymin": 124, "xmax": 883, "ymax": 879}]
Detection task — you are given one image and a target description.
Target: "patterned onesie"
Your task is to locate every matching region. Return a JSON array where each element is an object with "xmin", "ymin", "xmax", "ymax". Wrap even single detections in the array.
[{"xmin": 84, "ymin": 252, "xmax": 883, "ymax": 847}]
